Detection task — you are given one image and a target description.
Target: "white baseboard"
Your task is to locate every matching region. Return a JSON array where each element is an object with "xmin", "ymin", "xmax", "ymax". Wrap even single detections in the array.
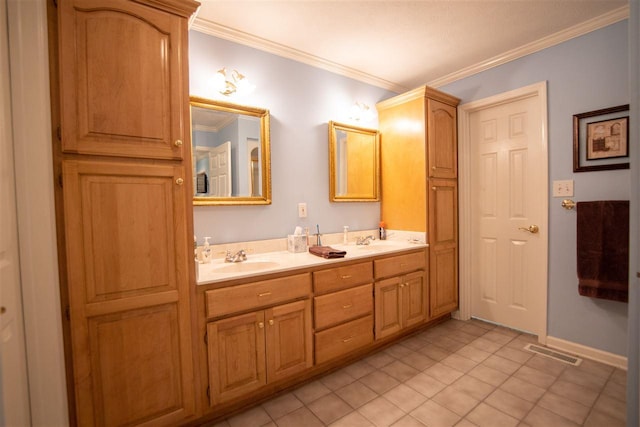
[{"xmin": 546, "ymin": 336, "xmax": 627, "ymax": 370}]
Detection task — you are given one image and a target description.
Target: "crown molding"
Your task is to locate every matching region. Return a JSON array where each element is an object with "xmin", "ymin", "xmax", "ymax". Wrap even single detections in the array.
[
  {"xmin": 190, "ymin": 18, "xmax": 408, "ymax": 93},
  {"xmin": 192, "ymin": 5, "xmax": 629, "ymax": 93},
  {"xmin": 428, "ymin": 5, "xmax": 629, "ymax": 88}
]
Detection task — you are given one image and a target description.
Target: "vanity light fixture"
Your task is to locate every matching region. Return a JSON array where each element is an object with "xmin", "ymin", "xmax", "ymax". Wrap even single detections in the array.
[
  {"xmin": 349, "ymin": 102, "xmax": 374, "ymax": 122},
  {"xmin": 214, "ymin": 67, "xmax": 255, "ymax": 96}
]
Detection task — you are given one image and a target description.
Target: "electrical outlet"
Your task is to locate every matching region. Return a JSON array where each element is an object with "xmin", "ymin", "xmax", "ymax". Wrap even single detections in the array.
[
  {"xmin": 298, "ymin": 202, "xmax": 307, "ymax": 218},
  {"xmin": 552, "ymin": 180, "xmax": 574, "ymax": 197}
]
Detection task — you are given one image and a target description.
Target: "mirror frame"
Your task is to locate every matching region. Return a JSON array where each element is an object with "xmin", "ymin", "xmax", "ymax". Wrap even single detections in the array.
[
  {"xmin": 190, "ymin": 96, "xmax": 272, "ymax": 206},
  {"xmin": 329, "ymin": 121, "xmax": 380, "ymax": 202}
]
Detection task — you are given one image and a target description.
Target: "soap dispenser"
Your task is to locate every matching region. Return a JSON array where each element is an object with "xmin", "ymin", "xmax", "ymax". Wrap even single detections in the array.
[
  {"xmin": 203, "ymin": 236, "xmax": 212, "ymax": 263},
  {"xmin": 343, "ymin": 226, "xmax": 349, "ymax": 245}
]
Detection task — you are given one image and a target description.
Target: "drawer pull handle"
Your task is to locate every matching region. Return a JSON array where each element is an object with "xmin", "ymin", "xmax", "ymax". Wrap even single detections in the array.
[
  {"xmin": 258, "ymin": 322, "xmax": 264, "ymax": 329},
  {"xmin": 341, "ymin": 275, "xmax": 352, "ymax": 280},
  {"xmin": 400, "ymin": 263, "xmax": 408, "ymax": 267},
  {"xmin": 342, "ymin": 303, "xmax": 353, "ymax": 309},
  {"xmin": 258, "ymin": 292, "xmax": 272, "ymax": 297},
  {"xmin": 342, "ymin": 336, "xmax": 354, "ymax": 343},
  {"xmin": 269, "ymin": 319, "xmax": 274, "ymax": 326}
]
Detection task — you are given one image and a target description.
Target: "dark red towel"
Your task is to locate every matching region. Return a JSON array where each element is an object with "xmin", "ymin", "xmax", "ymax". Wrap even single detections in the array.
[
  {"xmin": 309, "ymin": 246, "xmax": 347, "ymax": 259},
  {"xmin": 576, "ymin": 200, "xmax": 629, "ymax": 303}
]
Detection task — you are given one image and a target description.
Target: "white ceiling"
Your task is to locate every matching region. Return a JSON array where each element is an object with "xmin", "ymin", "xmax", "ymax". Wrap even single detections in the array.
[{"xmin": 192, "ymin": 1, "xmax": 628, "ymax": 92}]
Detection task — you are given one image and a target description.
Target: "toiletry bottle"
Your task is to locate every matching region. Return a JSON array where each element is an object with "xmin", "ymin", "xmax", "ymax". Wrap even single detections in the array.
[
  {"xmin": 343, "ymin": 226, "xmax": 349, "ymax": 244},
  {"xmin": 203, "ymin": 236, "xmax": 212, "ymax": 263},
  {"xmin": 379, "ymin": 221, "xmax": 387, "ymax": 240}
]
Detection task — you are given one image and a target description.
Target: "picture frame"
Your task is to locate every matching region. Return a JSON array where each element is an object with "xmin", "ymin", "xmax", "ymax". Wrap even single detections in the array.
[{"xmin": 573, "ymin": 104, "xmax": 630, "ymax": 172}]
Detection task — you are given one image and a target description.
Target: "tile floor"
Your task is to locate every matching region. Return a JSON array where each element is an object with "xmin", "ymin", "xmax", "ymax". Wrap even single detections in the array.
[{"xmin": 209, "ymin": 318, "xmax": 627, "ymax": 427}]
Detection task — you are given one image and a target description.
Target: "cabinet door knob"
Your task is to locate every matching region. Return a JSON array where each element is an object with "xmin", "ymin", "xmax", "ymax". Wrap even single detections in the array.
[
  {"xmin": 176, "ymin": 178, "xmax": 184, "ymax": 185},
  {"xmin": 431, "ymin": 186, "xmax": 437, "ymax": 191},
  {"xmin": 258, "ymin": 322, "xmax": 264, "ymax": 329},
  {"xmin": 432, "ymin": 166, "xmax": 436, "ymax": 170},
  {"xmin": 268, "ymin": 319, "xmax": 274, "ymax": 326},
  {"xmin": 174, "ymin": 139, "xmax": 183, "ymax": 147}
]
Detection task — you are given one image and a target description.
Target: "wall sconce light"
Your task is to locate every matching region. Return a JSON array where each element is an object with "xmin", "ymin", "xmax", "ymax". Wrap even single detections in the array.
[
  {"xmin": 349, "ymin": 102, "xmax": 374, "ymax": 122},
  {"xmin": 214, "ymin": 68, "xmax": 255, "ymax": 96}
]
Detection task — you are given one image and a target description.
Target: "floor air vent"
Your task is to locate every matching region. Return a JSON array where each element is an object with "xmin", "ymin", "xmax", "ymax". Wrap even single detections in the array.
[{"xmin": 523, "ymin": 344, "xmax": 582, "ymax": 366}]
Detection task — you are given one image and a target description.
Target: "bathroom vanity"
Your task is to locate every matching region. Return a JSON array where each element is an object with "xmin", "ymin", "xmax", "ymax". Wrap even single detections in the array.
[{"xmin": 194, "ymin": 240, "xmax": 451, "ymax": 422}]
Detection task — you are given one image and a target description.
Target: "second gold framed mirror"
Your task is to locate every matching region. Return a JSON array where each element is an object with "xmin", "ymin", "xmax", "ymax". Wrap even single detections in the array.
[{"xmin": 329, "ymin": 121, "xmax": 380, "ymax": 202}]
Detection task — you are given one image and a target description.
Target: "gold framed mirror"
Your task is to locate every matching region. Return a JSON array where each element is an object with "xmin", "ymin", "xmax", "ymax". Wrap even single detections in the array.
[
  {"xmin": 329, "ymin": 121, "xmax": 380, "ymax": 202},
  {"xmin": 190, "ymin": 96, "xmax": 271, "ymax": 205}
]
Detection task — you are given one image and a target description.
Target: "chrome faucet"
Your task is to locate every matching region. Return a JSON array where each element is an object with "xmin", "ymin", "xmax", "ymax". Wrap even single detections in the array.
[
  {"xmin": 356, "ymin": 235, "xmax": 375, "ymax": 245},
  {"xmin": 225, "ymin": 249, "xmax": 247, "ymax": 263}
]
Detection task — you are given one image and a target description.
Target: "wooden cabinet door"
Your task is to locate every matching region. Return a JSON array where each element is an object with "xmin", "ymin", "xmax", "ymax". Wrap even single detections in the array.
[
  {"xmin": 62, "ymin": 160, "xmax": 195, "ymax": 426},
  {"xmin": 207, "ymin": 311, "xmax": 267, "ymax": 406},
  {"xmin": 429, "ymin": 178, "xmax": 459, "ymax": 317},
  {"xmin": 58, "ymin": 0, "xmax": 188, "ymax": 160},
  {"xmin": 430, "ymin": 246, "xmax": 459, "ymax": 317},
  {"xmin": 374, "ymin": 277, "xmax": 402, "ymax": 339},
  {"xmin": 427, "ymin": 99, "xmax": 457, "ymax": 179},
  {"xmin": 402, "ymin": 271, "xmax": 428, "ymax": 328},
  {"xmin": 265, "ymin": 300, "xmax": 313, "ymax": 383}
]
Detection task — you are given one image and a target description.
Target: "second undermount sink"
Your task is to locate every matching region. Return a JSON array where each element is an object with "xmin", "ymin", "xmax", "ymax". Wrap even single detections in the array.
[
  {"xmin": 354, "ymin": 243, "xmax": 407, "ymax": 252},
  {"xmin": 213, "ymin": 261, "xmax": 280, "ymax": 273}
]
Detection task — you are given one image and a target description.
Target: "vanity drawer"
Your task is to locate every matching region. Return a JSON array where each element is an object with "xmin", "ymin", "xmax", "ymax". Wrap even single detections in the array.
[
  {"xmin": 374, "ymin": 250, "xmax": 426, "ymax": 279},
  {"xmin": 313, "ymin": 261, "xmax": 373, "ymax": 294},
  {"xmin": 206, "ymin": 273, "xmax": 312, "ymax": 319},
  {"xmin": 315, "ymin": 315, "xmax": 373, "ymax": 364},
  {"xmin": 314, "ymin": 284, "xmax": 373, "ymax": 330}
]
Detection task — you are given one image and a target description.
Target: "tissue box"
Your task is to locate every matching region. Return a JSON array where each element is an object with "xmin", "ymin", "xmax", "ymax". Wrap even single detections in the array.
[{"xmin": 287, "ymin": 235, "xmax": 308, "ymax": 253}]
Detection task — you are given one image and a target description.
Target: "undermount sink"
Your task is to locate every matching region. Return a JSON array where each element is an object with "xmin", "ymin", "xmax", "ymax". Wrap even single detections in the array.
[{"xmin": 213, "ymin": 261, "xmax": 280, "ymax": 273}]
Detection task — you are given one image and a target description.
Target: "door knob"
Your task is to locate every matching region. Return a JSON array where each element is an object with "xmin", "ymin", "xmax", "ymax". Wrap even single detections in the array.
[{"xmin": 518, "ymin": 225, "xmax": 539, "ymax": 234}]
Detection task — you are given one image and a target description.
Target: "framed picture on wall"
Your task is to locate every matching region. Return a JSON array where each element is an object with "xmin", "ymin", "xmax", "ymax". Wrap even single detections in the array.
[{"xmin": 573, "ymin": 104, "xmax": 630, "ymax": 172}]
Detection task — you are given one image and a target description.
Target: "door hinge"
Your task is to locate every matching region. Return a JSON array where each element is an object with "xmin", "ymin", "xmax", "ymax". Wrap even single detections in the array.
[
  {"xmin": 52, "ymin": 0, "xmax": 57, "ymax": 8},
  {"xmin": 64, "ymin": 306, "xmax": 70, "ymax": 321},
  {"xmin": 58, "ymin": 173, "xmax": 63, "ymax": 188},
  {"xmin": 206, "ymin": 386, "xmax": 210, "ymax": 398},
  {"xmin": 56, "ymin": 126, "xmax": 61, "ymax": 141},
  {"xmin": 204, "ymin": 331, "xmax": 208, "ymax": 344}
]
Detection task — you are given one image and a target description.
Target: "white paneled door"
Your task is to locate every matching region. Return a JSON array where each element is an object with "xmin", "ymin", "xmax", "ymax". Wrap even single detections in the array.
[
  {"xmin": 466, "ymin": 84, "xmax": 548, "ymax": 338},
  {"xmin": 0, "ymin": 0, "xmax": 31, "ymax": 422}
]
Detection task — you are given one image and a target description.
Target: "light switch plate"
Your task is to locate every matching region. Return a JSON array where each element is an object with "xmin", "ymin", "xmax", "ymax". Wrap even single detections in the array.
[{"xmin": 552, "ymin": 180, "xmax": 574, "ymax": 197}]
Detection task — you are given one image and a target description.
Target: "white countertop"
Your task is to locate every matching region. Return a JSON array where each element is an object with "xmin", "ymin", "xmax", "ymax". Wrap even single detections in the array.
[{"xmin": 197, "ymin": 240, "xmax": 428, "ymax": 285}]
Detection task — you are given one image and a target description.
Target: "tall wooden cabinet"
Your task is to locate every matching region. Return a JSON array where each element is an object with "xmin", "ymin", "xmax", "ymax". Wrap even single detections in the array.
[
  {"xmin": 377, "ymin": 86, "xmax": 460, "ymax": 319},
  {"xmin": 50, "ymin": 0, "xmax": 200, "ymax": 425}
]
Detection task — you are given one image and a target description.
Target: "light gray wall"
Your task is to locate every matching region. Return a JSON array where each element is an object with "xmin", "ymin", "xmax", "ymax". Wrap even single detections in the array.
[
  {"xmin": 189, "ymin": 31, "xmax": 395, "ymax": 244},
  {"xmin": 441, "ymin": 21, "xmax": 629, "ymax": 356}
]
